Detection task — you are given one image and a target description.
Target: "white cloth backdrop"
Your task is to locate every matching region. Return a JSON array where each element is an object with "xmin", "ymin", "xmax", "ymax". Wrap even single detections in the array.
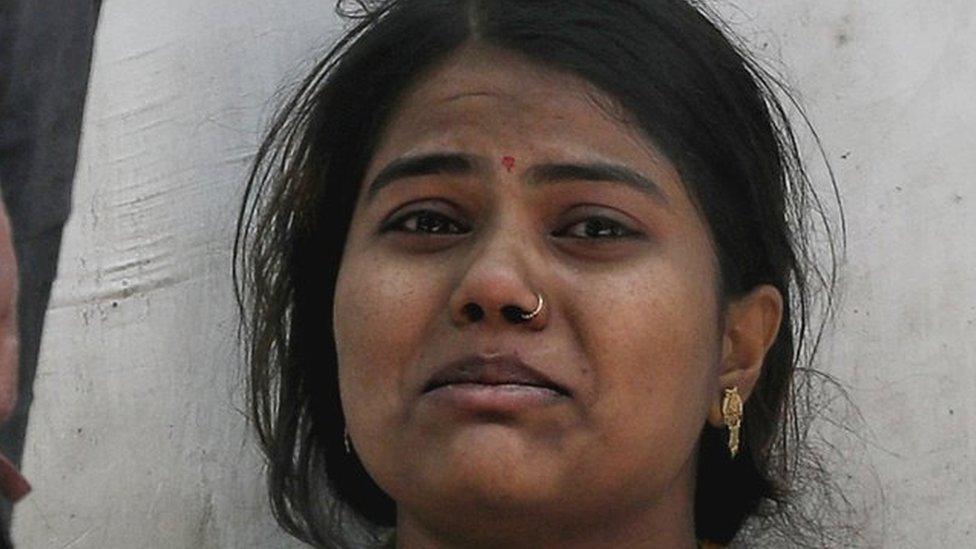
[{"xmin": 11, "ymin": 1, "xmax": 975, "ymax": 547}]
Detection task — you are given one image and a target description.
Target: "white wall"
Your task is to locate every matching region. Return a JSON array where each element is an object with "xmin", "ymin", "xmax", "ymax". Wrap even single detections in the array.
[
  {"xmin": 11, "ymin": 1, "xmax": 336, "ymax": 546},
  {"xmin": 727, "ymin": 1, "xmax": 976, "ymax": 547},
  {"xmin": 11, "ymin": 1, "xmax": 974, "ymax": 547}
]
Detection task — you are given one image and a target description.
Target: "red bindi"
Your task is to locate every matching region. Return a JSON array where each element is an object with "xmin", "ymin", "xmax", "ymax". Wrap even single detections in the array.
[{"xmin": 502, "ymin": 156, "xmax": 516, "ymax": 173}]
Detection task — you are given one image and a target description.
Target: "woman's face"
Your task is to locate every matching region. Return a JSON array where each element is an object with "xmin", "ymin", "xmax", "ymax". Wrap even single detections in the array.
[{"xmin": 333, "ymin": 44, "xmax": 726, "ymax": 543}]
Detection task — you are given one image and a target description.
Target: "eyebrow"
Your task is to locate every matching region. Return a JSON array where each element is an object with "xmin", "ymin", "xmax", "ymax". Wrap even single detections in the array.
[
  {"xmin": 366, "ymin": 153, "xmax": 477, "ymax": 202},
  {"xmin": 526, "ymin": 162, "xmax": 669, "ymax": 205},
  {"xmin": 365, "ymin": 152, "xmax": 669, "ymax": 206}
]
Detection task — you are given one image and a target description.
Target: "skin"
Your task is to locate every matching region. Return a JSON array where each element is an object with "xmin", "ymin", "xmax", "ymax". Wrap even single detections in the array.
[
  {"xmin": 333, "ymin": 43, "xmax": 782, "ymax": 549},
  {"xmin": 0, "ymin": 197, "xmax": 17, "ymax": 425}
]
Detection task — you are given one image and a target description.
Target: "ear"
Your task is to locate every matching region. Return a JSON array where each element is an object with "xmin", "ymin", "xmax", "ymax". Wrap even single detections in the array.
[{"xmin": 706, "ymin": 284, "xmax": 783, "ymax": 428}]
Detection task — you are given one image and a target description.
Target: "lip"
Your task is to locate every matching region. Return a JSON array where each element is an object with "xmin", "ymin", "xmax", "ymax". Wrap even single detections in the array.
[
  {"xmin": 423, "ymin": 383, "xmax": 567, "ymax": 414},
  {"xmin": 423, "ymin": 352, "xmax": 571, "ymax": 397}
]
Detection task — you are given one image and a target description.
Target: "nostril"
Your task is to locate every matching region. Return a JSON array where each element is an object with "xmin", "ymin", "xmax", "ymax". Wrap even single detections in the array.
[
  {"xmin": 462, "ymin": 303, "xmax": 483, "ymax": 321},
  {"xmin": 501, "ymin": 305, "xmax": 526, "ymax": 323}
]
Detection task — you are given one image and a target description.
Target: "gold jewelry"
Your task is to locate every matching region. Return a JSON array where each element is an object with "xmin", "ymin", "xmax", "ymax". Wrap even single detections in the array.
[
  {"xmin": 343, "ymin": 427, "xmax": 352, "ymax": 454},
  {"xmin": 519, "ymin": 292, "xmax": 544, "ymax": 320},
  {"xmin": 721, "ymin": 387, "xmax": 743, "ymax": 458}
]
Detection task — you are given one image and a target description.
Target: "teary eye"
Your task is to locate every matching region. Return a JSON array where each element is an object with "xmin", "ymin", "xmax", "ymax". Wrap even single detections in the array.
[
  {"xmin": 554, "ymin": 216, "xmax": 642, "ymax": 240},
  {"xmin": 381, "ymin": 210, "xmax": 467, "ymax": 235},
  {"xmin": 381, "ymin": 209, "xmax": 643, "ymax": 241}
]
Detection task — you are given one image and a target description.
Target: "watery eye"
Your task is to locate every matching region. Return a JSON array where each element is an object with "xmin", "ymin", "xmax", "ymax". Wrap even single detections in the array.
[
  {"xmin": 557, "ymin": 216, "xmax": 641, "ymax": 240},
  {"xmin": 383, "ymin": 210, "xmax": 467, "ymax": 235}
]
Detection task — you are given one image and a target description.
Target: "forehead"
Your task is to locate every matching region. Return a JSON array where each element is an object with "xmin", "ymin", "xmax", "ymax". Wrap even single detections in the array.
[
  {"xmin": 405, "ymin": 47, "xmax": 587, "ymax": 116},
  {"xmin": 373, "ymin": 44, "xmax": 669, "ymax": 167}
]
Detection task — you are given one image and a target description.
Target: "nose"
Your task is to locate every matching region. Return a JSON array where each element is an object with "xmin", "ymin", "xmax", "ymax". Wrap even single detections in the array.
[{"xmin": 448, "ymin": 221, "xmax": 548, "ymax": 330}]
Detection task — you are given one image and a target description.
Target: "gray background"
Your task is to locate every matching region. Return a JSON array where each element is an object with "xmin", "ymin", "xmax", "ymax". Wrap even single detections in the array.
[{"xmin": 11, "ymin": 1, "xmax": 975, "ymax": 547}]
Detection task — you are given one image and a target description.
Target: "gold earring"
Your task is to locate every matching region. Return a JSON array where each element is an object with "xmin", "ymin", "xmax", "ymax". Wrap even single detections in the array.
[{"xmin": 721, "ymin": 387, "xmax": 743, "ymax": 458}]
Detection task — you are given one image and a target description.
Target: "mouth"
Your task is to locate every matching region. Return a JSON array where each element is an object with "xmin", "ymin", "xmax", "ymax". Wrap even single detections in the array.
[
  {"xmin": 425, "ymin": 380, "xmax": 568, "ymax": 395},
  {"xmin": 422, "ymin": 382, "xmax": 567, "ymax": 413},
  {"xmin": 423, "ymin": 353, "xmax": 571, "ymax": 397}
]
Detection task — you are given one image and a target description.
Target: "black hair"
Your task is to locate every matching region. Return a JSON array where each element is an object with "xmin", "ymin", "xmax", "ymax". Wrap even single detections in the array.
[{"xmin": 234, "ymin": 1, "xmax": 847, "ymax": 547}]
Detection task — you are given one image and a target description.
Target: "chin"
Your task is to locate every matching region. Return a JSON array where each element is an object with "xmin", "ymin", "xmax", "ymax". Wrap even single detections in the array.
[
  {"xmin": 418, "ymin": 479, "xmax": 559, "ymax": 526},
  {"xmin": 404, "ymin": 455, "xmax": 563, "ymax": 513}
]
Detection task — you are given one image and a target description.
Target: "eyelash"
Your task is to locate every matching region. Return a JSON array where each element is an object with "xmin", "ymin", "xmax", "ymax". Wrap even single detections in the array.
[{"xmin": 380, "ymin": 209, "xmax": 643, "ymax": 240}]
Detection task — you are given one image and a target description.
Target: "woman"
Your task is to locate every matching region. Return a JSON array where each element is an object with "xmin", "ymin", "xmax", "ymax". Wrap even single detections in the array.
[{"xmin": 235, "ymin": 1, "xmax": 843, "ymax": 547}]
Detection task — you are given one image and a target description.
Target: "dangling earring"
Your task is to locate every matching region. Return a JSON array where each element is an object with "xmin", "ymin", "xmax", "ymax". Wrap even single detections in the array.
[
  {"xmin": 721, "ymin": 387, "xmax": 743, "ymax": 458},
  {"xmin": 343, "ymin": 426, "xmax": 352, "ymax": 455}
]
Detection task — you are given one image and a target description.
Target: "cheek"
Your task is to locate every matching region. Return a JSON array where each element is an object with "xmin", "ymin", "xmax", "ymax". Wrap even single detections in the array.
[
  {"xmin": 580, "ymin": 260, "xmax": 719, "ymax": 472},
  {"xmin": 333, "ymin": 253, "xmax": 437, "ymax": 425}
]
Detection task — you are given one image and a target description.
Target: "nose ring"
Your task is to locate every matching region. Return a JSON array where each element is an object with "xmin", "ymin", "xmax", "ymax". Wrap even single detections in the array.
[{"xmin": 519, "ymin": 292, "xmax": 544, "ymax": 321}]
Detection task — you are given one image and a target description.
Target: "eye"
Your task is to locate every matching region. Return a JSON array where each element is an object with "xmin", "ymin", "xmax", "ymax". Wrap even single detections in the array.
[
  {"xmin": 381, "ymin": 209, "xmax": 468, "ymax": 235},
  {"xmin": 380, "ymin": 210, "xmax": 642, "ymax": 240},
  {"xmin": 554, "ymin": 216, "xmax": 642, "ymax": 240}
]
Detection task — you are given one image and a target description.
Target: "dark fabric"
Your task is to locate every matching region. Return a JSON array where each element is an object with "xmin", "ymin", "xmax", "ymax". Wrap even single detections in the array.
[
  {"xmin": 0, "ymin": 1, "xmax": 101, "ymax": 239},
  {"xmin": 0, "ymin": 0, "xmax": 102, "ymax": 543},
  {"xmin": 0, "ymin": 226, "xmax": 63, "ymax": 541},
  {"xmin": 0, "ymin": 227, "xmax": 65, "ymax": 463}
]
